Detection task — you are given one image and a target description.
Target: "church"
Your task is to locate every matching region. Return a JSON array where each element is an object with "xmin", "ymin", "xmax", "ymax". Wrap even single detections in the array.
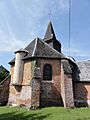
[{"xmin": 8, "ymin": 21, "xmax": 90, "ymax": 108}]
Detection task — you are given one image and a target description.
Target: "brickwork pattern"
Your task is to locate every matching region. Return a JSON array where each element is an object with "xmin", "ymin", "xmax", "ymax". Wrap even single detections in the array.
[
  {"xmin": 8, "ymin": 85, "xmax": 31, "ymax": 107},
  {"xmin": 40, "ymin": 59, "xmax": 62, "ymax": 106},
  {"xmin": 61, "ymin": 63, "xmax": 74, "ymax": 108},
  {"xmin": 0, "ymin": 77, "xmax": 10, "ymax": 105},
  {"xmin": 8, "ymin": 60, "xmax": 32, "ymax": 107},
  {"xmin": 74, "ymin": 82, "xmax": 90, "ymax": 106}
]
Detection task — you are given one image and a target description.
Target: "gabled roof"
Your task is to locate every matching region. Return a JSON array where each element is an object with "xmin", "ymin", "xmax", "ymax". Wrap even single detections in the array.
[
  {"xmin": 0, "ymin": 74, "xmax": 11, "ymax": 85},
  {"xmin": 44, "ymin": 21, "xmax": 56, "ymax": 41},
  {"xmin": 9, "ymin": 38, "xmax": 66, "ymax": 64},
  {"xmin": 0, "ymin": 65, "xmax": 9, "ymax": 73},
  {"xmin": 75, "ymin": 60, "xmax": 90, "ymax": 82}
]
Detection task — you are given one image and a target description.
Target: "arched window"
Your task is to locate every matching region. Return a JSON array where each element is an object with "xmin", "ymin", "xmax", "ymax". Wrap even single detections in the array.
[{"xmin": 43, "ymin": 64, "xmax": 52, "ymax": 80}]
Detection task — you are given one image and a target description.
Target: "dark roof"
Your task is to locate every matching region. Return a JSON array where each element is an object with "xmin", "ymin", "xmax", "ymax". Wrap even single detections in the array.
[
  {"xmin": 0, "ymin": 74, "xmax": 11, "ymax": 85},
  {"xmin": 75, "ymin": 60, "xmax": 90, "ymax": 82},
  {"xmin": 24, "ymin": 38, "xmax": 36, "ymax": 56},
  {"xmin": 61, "ymin": 60, "xmax": 72, "ymax": 74},
  {"xmin": 0, "ymin": 65, "xmax": 9, "ymax": 73},
  {"xmin": 9, "ymin": 39, "xmax": 36, "ymax": 64},
  {"xmin": 9, "ymin": 58, "xmax": 15, "ymax": 64},
  {"xmin": 9, "ymin": 38, "xmax": 66, "ymax": 64},
  {"xmin": 24, "ymin": 37, "xmax": 66, "ymax": 59},
  {"xmin": 15, "ymin": 49, "xmax": 28, "ymax": 54},
  {"xmin": 44, "ymin": 21, "xmax": 56, "ymax": 41}
]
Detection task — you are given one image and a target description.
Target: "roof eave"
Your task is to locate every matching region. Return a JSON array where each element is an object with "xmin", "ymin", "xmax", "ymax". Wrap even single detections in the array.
[{"xmin": 22, "ymin": 56, "xmax": 64, "ymax": 60}]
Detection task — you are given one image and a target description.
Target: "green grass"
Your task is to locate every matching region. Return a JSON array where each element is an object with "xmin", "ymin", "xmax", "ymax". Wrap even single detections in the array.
[{"xmin": 0, "ymin": 106, "xmax": 90, "ymax": 120}]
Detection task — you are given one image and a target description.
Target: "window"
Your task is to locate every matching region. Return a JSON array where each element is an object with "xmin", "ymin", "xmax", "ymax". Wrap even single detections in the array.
[{"xmin": 43, "ymin": 64, "xmax": 52, "ymax": 80}]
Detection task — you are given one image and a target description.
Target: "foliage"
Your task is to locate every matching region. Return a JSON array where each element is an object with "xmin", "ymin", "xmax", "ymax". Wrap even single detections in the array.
[
  {"xmin": 0, "ymin": 107, "xmax": 90, "ymax": 120},
  {"xmin": 0, "ymin": 69, "xmax": 7, "ymax": 82}
]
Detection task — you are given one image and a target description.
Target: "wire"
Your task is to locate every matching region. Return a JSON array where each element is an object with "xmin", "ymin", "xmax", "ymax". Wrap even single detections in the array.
[{"xmin": 69, "ymin": 0, "xmax": 71, "ymax": 57}]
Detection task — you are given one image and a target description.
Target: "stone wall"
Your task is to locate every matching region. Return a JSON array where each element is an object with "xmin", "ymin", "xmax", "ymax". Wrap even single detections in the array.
[
  {"xmin": 74, "ymin": 82, "xmax": 90, "ymax": 107},
  {"xmin": 31, "ymin": 77, "xmax": 41, "ymax": 108}
]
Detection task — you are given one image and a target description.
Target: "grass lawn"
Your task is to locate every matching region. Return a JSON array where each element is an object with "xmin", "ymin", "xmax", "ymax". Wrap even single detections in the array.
[{"xmin": 0, "ymin": 106, "xmax": 90, "ymax": 120}]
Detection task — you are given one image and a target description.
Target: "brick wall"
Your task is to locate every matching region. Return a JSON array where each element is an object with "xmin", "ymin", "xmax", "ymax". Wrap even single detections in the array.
[
  {"xmin": 8, "ymin": 85, "xmax": 31, "ymax": 107},
  {"xmin": 10, "ymin": 65, "xmax": 14, "ymax": 84},
  {"xmin": 9, "ymin": 58, "xmax": 75, "ymax": 108},
  {"xmin": 0, "ymin": 75, "xmax": 10, "ymax": 105},
  {"xmin": 40, "ymin": 59, "xmax": 62, "ymax": 106},
  {"xmin": 61, "ymin": 63, "xmax": 74, "ymax": 108},
  {"xmin": 23, "ymin": 60, "xmax": 32, "ymax": 85},
  {"xmin": 8, "ymin": 60, "xmax": 32, "ymax": 107},
  {"xmin": 74, "ymin": 82, "xmax": 90, "ymax": 107}
]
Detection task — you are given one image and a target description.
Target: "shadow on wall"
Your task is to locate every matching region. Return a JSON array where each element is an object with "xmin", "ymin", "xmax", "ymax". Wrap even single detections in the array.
[
  {"xmin": 15, "ymin": 86, "xmax": 22, "ymax": 92},
  {"xmin": 0, "ymin": 111, "xmax": 51, "ymax": 120},
  {"xmin": 72, "ymin": 65, "xmax": 88, "ymax": 107},
  {"xmin": 40, "ymin": 82, "xmax": 63, "ymax": 107}
]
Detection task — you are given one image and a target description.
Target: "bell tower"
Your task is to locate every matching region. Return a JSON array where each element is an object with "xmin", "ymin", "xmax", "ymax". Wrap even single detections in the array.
[{"xmin": 43, "ymin": 21, "xmax": 61, "ymax": 53}]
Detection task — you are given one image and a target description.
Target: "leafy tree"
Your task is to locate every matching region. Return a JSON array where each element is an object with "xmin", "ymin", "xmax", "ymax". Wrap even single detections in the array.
[{"xmin": 0, "ymin": 69, "xmax": 7, "ymax": 82}]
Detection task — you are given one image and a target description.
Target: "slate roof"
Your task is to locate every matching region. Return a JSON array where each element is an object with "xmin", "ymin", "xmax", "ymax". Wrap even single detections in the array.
[
  {"xmin": 44, "ymin": 21, "xmax": 56, "ymax": 41},
  {"xmin": 75, "ymin": 60, "xmax": 90, "ymax": 82},
  {"xmin": 0, "ymin": 65, "xmax": 9, "ymax": 82},
  {"xmin": 9, "ymin": 38, "xmax": 66, "ymax": 64},
  {"xmin": 0, "ymin": 65, "xmax": 9, "ymax": 74},
  {"xmin": 9, "ymin": 58, "xmax": 15, "ymax": 64},
  {"xmin": 24, "ymin": 38, "xmax": 36, "ymax": 56},
  {"xmin": 0, "ymin": 74, "xmax": 11, "ymax": 85},
  {"xmin": 61, "ymin": 60, "xmax": 72, "ymax": 74},
  {"xmin": 24, "ymin": 37, "xmax": 65, "ymax": 59},
  {"xmin": 9, "ymin": 39, "xmax": 36, "ymax": 64}
]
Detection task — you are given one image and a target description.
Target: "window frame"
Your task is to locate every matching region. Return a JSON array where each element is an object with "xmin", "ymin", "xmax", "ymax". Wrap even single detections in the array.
[{"xmin": 43, "ymin": 64, "xmax": 52, "ymax": 81}]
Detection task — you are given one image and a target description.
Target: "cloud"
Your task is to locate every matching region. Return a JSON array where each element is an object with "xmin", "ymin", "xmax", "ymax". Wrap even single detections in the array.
[
  {"xmin": 0, "ymin": 0, "xmax": 69, "ymax": 52},
  {"xmin": 11, "ymin": 0, "xmax": 22, "ymax": 19},
  {"xmin": 10, "ymin": 0, "xmax": 69, "ymax": 32},
  {"xmin": 0, "ymin": 30, "xmax": 26, "ymax": 52}
]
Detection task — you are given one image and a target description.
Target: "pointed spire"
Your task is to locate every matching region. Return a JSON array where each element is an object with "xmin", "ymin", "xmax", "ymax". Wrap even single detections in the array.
[{"xmin": 44, "ymin": 21, "xmax": 56, "ymax": 40}]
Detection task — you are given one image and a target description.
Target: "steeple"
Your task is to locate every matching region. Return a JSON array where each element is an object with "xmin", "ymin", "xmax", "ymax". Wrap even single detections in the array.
[
  {"xmin": 44, "ymin": 21, "xmax": 61, "ymax": 53},
  {"xmin": 44, "ymin": 20, "xmax": 56, "ymax": 40}
]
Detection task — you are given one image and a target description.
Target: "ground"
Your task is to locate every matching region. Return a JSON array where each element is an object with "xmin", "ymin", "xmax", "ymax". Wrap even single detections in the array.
[{"xmin": 0, "ymin": 107, "xmax": 90, "ymax": 120}]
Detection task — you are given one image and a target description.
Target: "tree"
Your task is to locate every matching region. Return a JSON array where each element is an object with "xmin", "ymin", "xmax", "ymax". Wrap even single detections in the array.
[{"xmin": 0, "ymin": 69, "xmax": 6, "ymax": 82}]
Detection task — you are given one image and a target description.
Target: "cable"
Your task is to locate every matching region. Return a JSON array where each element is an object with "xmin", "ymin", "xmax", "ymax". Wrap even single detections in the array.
[{"xmin": 69, "ymin": 0, "xmax": 71, "ymax": 57}]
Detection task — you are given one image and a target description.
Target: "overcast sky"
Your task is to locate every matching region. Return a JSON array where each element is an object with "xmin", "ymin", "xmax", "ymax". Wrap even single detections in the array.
[{"xmin": 0, "ymin": 0, "xmax": 90, "ymax": 70}]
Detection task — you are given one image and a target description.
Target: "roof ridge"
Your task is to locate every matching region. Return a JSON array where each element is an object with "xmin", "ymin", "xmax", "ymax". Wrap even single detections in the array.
[
  {"xmin": 77, "ymin": 60, "xmax": 90, "ymax": 63},
  {"xmin": 32, "ymin": 37, "xmax": 38, "ymax": 57},
  {"xmin": 0, "ymin": 65, "xmax": 9, "ymax": 72},
  {"xmin": 0, "ymin": 74, "xmax": 11, "ymax": 85}
]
